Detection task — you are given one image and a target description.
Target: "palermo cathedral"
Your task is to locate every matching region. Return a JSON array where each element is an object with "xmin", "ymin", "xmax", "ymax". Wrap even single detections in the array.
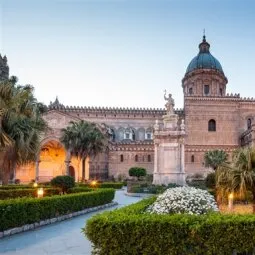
[{"xmin": 1, "ymin": 36, "xmax": 254, "ymax": 183}]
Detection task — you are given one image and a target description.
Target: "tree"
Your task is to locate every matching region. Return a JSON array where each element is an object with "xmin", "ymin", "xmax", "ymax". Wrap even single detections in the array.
[
  {"xmin": 204, "ymin": 149, "xmax": 228, "ymax": 170},
  {"xmin": 129, "ymin": 167, "xmax": 147, "ymax": 180},
  {"xmin": 216, "ymin": 147, "xmax": 255, "ymax": 213},
  {"xmin": 60, "ymin": 120, "xmax": 107, "ymax": 181},
  {"xmin": 50, "ymin": 175, "xmax": 75, "ymax": 193},
  {"xmin": 0, "ymin": 78, "xmax": 48, "ymax": 184}
]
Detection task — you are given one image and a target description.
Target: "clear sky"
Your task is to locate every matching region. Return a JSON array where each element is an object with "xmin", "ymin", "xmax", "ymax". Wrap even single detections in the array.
[{"xmin": 0, "ymin": 0, "xmax": 254, "ymax": 109}]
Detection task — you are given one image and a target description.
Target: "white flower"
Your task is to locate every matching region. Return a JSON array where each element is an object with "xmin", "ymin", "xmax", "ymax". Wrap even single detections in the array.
[{"xmin": 147, "ymin": 186, "xmax": 218, "ymax": 215}]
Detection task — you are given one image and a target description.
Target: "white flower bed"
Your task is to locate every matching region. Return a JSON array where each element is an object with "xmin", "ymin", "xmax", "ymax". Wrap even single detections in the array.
[{"xmin": 147, "ymin": 186, "xmax": 218, "ymax": 215}]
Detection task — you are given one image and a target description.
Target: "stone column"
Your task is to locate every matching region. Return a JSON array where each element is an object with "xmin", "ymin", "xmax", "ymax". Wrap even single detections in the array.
[
  {"xmin": 35, "ymin": 160, "xmax": 40, "ymax": 181},
  {"xmin": 180, "ymin": 140, "xmax": 185, "ymax": 173},
  {"xmin": 65, "ymin": 150, "xmax": 71, "ymax": 175},
  {"xmin": 154, "ymin": 143, "xmax": 159, "ymax": 174},
  {"xmin": 65, "ymin": 160, "xmax": 71, "ymax": 176}
]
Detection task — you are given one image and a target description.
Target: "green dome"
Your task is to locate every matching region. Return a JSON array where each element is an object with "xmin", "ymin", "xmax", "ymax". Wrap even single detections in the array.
[{"xmin": 186, "ymin": 36, "xmax": 224, "ymax": 75}]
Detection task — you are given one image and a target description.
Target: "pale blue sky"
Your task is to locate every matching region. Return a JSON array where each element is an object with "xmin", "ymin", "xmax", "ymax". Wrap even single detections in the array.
[{"xmin": 0, "ymin": 0, "xmax": 254, "ymax": 108}]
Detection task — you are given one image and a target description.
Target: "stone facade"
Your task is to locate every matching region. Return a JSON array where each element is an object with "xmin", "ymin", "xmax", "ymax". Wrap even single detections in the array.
[{"xmin": 2, "ymin": 36, "xmax": 255, "ymax": 183}]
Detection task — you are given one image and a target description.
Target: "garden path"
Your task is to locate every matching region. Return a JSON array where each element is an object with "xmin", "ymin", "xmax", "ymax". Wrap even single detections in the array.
[{"xmin": 0, "ymin": 189, "xmax": 144, "ymax": 255}]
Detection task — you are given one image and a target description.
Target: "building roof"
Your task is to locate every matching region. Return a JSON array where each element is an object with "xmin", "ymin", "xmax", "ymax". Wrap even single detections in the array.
[{"xmin": 185, "ymin": 36, "xmax": 224, "ymax": 75}]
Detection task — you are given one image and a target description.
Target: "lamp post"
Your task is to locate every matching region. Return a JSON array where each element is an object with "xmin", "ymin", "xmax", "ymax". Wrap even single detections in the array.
[
  {"xmin": 228, "ymin": 192, "xmax": 234, "ymax": 212},
  {"xmin": 90, "ymin": 180, "xmax": 97, "ymax": 189},
  {"xmin": 37, "ymin": 188, "xmax": 44, "ymax": 198}
]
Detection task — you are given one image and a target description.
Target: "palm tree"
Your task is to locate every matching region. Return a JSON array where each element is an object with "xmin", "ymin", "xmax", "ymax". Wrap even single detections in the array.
[
  {"xmin": 60, "ymin": 120, "xmax": 107, "ymax": 181},
  {"xmin": 204, "ymin": 149, "xmax": 228, "ymax": 170},
  {"xmin": 217, "ymin": 147, "xmax": 255, "ymax": 213},
  {"xmin": 0, "ymin": 78, "xmax": 48, "ymax": 184}
]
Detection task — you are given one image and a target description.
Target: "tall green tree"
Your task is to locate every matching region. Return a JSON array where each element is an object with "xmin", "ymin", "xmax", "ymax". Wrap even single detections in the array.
[
  {"xmin": 204, "ymin": 149, "xmax": 228, "ymax": 170},
  {"xmin": 217, "ymin": 147, "xmax": 255, "ymax": 213},
  {"xmin": 0, "ymin": 78, "xmax": 47, "ymax": 184},
  {"xmin": 60, "ymin": 120, "xmax": 107, "ymax": 181}
]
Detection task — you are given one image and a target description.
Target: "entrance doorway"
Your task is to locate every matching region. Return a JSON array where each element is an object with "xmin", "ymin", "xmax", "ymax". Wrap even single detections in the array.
[{"xmin": 69, "ymin": 165, "xmax": 75, "ymax": 180}]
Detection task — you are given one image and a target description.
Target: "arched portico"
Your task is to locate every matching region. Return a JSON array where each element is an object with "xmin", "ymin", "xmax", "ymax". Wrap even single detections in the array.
[{"xmin": 37, "ymin": 139, "xmax": 66, "ymax": 182}]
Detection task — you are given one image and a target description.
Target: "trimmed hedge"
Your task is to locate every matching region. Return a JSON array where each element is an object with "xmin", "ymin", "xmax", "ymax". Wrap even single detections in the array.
[
  {"xmin": 0, "ymin": 185, "xmax": 38, "ymax": 190},
  {"xmin": 78, "ymin": 182, "xmax": 123, "ymax": 189},
  {"xmin": 0, "ymin": 188, "xmax": 61, "ymax": 200},
  {"xmin": 84, "ymin": 197, "xmax": 255, "ymax": 255},
  {"xmin": 0, "ymin": 188, "xmax": 115, "ymax": 231}
]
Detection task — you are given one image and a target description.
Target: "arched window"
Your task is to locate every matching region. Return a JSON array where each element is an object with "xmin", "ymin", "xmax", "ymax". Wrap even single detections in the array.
[
  {"xmin": 247, "ymin": 118, "xmax": 252, "ymax": 130},
  {"xmin": 208, "ymin": 119, "xmax": 216, "ymax": 131},
  {"xmin": 132, "ymin": 130, "xmax": 136, "ymax": 140},
  {"xmin": 148, "ymin": 155, "xmax": 151, "ymax": 162},
  {"xmin": 219, "ymin": 88, "xmax": 223, "ymax": 96},
  {"xmin": 191, "ymin": 155, "xmax": 195, "ymax": 163},
  {"xmin": 120, "ymin": 154, "xmax": 124, "ymax": 162},
  {"xmin": 189, "ymin": 87, "xmax": 193, "ymax": 95},
  {"xmin": 135, "ymin": 155, "xmax": 138, "ymax": 162}
]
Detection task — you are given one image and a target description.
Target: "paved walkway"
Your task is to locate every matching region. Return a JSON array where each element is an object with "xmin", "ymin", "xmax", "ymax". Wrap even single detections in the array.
[{"xmin": 0, "ymin": 189, "xmax": 144, "ymax": 255}]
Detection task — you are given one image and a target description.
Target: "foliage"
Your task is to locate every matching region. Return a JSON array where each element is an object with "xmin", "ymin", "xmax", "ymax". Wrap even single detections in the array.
[
  {"xmin": 50, "ymin": 175, "xmax": 75, "ymax": 193},
  {"xmin": 128, "ymin": 167, "xmax": 147, "ymax": 180},
  {"xmin": 0, "ymin": 184, "xmax": 38, "ymax": 190},
  {"xmin": 216, "ymin": 147, "xmax": 255, "ymax": 212},
  {"xmin": 147, "ymin": 187, "xmax": 218, "ymax": 215},
  {"xmin": 129, "ymin": 183, "xmax": 180, "ymax": 194},
  {"xmin": 0, "ymin": 188, "xmax": 61, "ymax": 200},
  {"xmin": 187, "ymin": 179, "xmax": 207, "ymax": 190},
  {"xmin": 204, "ymin": 149, "xmax": 228, "ymax": 170},
  {"xmin": 0, "ymin": 78, "xmax": 48, "ymax": 184},
  {"xmin": 205, "ymin": 172, "xmax": 216, "ymax": 189},
  {"xmin": 84, "ymin": 197, "xmax": 255, "ymax": 255},
  {"xmin": 60, "ymin": 120, "xmax": 107, "ymax": 180},
  {"xmin": 0, "ymin": 188, "xmax": 115, "ymax": 231},
  {"xmin": 77, "ymin": 182, "xmax": 123, "ymax": 189}
]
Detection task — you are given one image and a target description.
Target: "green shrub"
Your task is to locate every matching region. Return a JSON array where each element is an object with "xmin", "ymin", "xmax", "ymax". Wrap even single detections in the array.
[
  {"xmin": 0, "ymin": 188, "xmax": 115, "ymax": 231},
  {"xmin": 67, "ymin": 187, "xmax": 92, "ymax": 193},
  {"xmin": 50, "ymin": 175, "xmax": 75, "ymax": 193},
  {"xmin": 205, "ymin": 172, "xmax": 216, "ymax": 189},
  {"xmin": 77, "ymin": 182, "xmax": 123, "ymax": 189},
  {"xmin": 0, "ymin": 188, "xmax": 61, "ymax": 200},
  {"xmin": 0, "ymin": 185, "xmax": 37, "ymax": 190},
  {"xmin": 187, "ymin": 179, "xmax": 207, "ymax": 190},
  {"xmin": 84, "ymin": 197, "xmax": 255, "ymax": 255},
  {"xmin": 129, "ymin": 167, "xmax": 147, "ymax": 180}
]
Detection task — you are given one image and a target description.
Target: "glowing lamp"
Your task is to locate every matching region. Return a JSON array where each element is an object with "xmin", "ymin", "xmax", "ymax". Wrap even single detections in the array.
[
  {"xmin": 37, "ymin": 188, "xmax": 44, "ymax": 198},
  {"xmin": 228, "ymin": 192, "xmax": 234, "ymax": 211},
  {"xmin": 91, "ymin": 180, "xmax": 97, "ymax": 187},
  {"xmin": 33, "ymin": 182, "xmax": 38, "ymax": 188}
]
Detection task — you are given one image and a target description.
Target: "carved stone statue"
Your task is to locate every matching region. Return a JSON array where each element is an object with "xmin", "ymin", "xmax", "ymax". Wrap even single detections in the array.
[{"xmin": 164, "ymin": 90, "xmax": 175, "ymax": 115}]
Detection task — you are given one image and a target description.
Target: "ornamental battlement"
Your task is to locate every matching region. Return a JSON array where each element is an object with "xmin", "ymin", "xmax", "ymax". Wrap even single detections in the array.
[{"xmin": 48, "ymin": 97, "xmax": 184, "ymax": 115}]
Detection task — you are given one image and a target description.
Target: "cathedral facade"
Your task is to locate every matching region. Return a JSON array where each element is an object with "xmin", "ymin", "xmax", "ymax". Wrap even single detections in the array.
[{"xmin": 1, "ymin": 37, "xmax": 254, "ymax": 183}]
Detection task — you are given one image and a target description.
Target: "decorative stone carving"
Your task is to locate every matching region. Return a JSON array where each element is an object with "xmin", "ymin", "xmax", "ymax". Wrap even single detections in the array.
[
  {"xmin": 153, "ymin": 94, "xmax": 186, "ymax": 186},
  {"xmin": 164, "ymin": 90, "xmax": 175, "ymax": 115}
]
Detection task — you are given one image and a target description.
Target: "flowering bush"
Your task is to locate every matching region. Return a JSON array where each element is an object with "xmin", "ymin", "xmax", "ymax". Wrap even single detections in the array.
[{"xmin": 147, "ymin": 186, "xmax": 218, "ymax": 215}]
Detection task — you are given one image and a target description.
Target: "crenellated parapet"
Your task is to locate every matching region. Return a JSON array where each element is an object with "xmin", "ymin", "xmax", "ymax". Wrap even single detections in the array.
[
  {"xmin": 48, "ymin": 97, "xmax": 184, "ymax": 116},
  {"xmin": 109, "ymin": 140, "xmax": 154, "ymax": 151}
]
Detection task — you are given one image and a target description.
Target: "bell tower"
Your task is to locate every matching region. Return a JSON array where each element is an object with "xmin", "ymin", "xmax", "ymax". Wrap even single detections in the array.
[
  {"xmin": 182, "ymin": 36, "xmax": 228, "ymax": 97},
  {"xmin": 0, "ymin": 54, "xmax": 9, "ymax": 81}
]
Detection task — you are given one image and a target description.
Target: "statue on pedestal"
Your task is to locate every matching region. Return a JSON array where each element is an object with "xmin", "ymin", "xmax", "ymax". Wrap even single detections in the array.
[{"xmin": 164, "ymin": 90, "xmax": 175, "ymax": 115}]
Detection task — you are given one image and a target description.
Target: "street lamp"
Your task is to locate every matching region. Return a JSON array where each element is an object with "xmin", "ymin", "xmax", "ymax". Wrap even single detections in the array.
[
  {"xmin": 37, "ymin": 188, "xmax": 44, "ymax": 198},
  {"xmin": 228, "ymin": 192, "xmax": 234, "ymax": 212}
]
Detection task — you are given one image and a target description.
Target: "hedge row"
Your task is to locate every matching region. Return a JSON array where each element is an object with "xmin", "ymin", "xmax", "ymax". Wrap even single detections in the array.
[
  {"xmin": 0, "ymin": 188, "xmax": 115, "ymax": 231},
  {"xmin": 0, "ymin": 185, "xmax": 38, "ymax": 190},
  {"xmin": 0, "ymin": 188, "xmax": 61, "ymax": 200},
  {"xmin": 78, "ymin": 182, "xmax": 123, "ymax": 189},
  {"xmin": 84, "ymin": 197, "xmax": 255, "ymax": 255}
]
